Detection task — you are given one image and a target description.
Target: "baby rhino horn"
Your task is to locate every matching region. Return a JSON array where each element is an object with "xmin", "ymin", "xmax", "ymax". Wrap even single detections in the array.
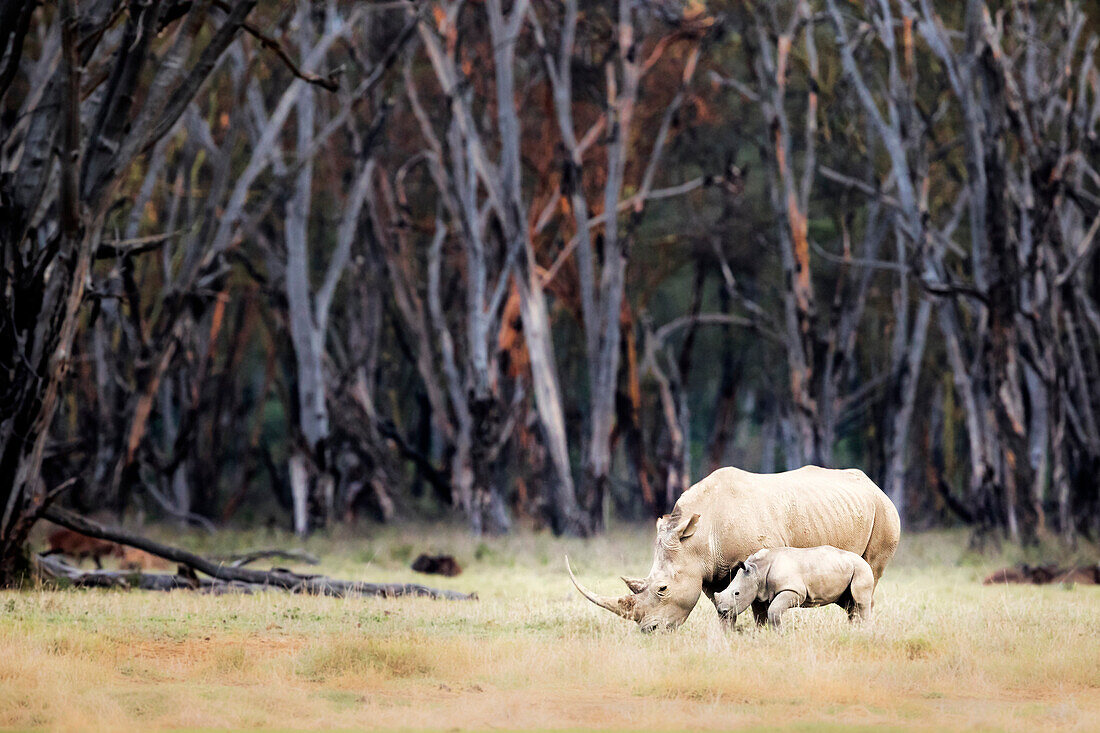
[{"xmin": 621, "ymin": 576, "xmax": 647, "ymax": 594}]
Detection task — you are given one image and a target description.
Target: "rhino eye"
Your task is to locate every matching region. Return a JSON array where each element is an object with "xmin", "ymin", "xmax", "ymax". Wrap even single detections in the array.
[
  {"xmin": 657, "ymin": 585, "xmax": 668, "ymax": 595},
  {"xmin": 734, "ymin": 591, "xmax": 740, "ymax": 595}
]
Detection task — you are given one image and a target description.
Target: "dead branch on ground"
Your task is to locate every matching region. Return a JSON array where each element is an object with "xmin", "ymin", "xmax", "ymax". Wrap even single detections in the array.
[
  {"xmin": 215, "ymin": 549, "xmax": 321, "ymax": 567},
  {"xmin": 40, "ymin": 508, "xmax": 475, "ymax": 600}
]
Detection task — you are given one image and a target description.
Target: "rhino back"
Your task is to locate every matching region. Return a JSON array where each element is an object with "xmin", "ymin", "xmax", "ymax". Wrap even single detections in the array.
[
  {"xmin": 767, "ymin": 546, "xmax": 870, "ymax": 605},
  {"xmin": 677, "ymin": 466, "xmax": 886, "ymax": 575}
]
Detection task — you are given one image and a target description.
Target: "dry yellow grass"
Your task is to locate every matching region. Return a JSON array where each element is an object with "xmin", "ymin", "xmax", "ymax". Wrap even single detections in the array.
[{"xmin": 1, "ymin": 524, "xmax": 1098, "ymax": 730}]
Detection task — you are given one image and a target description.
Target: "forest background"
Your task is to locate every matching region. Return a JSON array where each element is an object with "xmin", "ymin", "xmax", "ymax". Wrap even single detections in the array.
[{"xmin": 4, "ymin": 0, "xmax": 1100, "ymax": 585}]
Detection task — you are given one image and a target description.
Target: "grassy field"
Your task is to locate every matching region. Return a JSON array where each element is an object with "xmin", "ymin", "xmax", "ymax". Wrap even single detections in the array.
[{"xmin": 1, "ymin": 523, "xmax": 1098, "ymax": 731}]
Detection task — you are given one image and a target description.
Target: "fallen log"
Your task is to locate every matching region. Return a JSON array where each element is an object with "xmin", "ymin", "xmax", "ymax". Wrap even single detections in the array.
[
  {"xmin": 983, "ymin": 563, "xmax": 1100, "ymax": 585},
  {"xmin": 216, "ymin": 549, "xmax": 321, "ymax": 567},
  {"xmin": 40, "ymin": 508, "xmax": 476, "ymax": 600},
  {"xmin": 35, "ymin": 554, "xmax": 202, "ymax": 591},
  {"xmin": 34, "ymin": 554, "xmax": 260, "ymax": 593}
]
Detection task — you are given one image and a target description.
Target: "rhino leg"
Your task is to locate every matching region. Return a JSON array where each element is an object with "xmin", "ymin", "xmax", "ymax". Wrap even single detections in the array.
[
  {"xmin": 766, "ymin": 590, "xmax": 800, "ymax": 629},
  {"xmin": 848, "ymin": 566, "xmax": 876, "ymax": 623},
  {"xmin": 864, "ymin": 495, "xmax": 902, "ymax": 588}
]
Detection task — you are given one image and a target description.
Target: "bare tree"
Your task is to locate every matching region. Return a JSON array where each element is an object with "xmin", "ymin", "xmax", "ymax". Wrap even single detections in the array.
[
  {"xmin": 532, "ymin": 0, "xmax": 714, "ymax": 526},
  {"xmin": 0, "ymin": 0, "xmax": 259, "ymax": 584},
  {"xmin": 820, "ymin": 0, "xmax": 1100, "ymax": 541},
  {"xmin": 726, "ymin": 2, "xmax": 897, "ymax": 481},
  {"xmin": 280, "ymin": 3, "xmax": 381, "ymax": 534}
]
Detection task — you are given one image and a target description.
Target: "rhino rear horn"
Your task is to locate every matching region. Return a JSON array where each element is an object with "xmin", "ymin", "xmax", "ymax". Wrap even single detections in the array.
[{"xmin": 621, "ymin": 576, "xmax": 646, "ymax": 594}]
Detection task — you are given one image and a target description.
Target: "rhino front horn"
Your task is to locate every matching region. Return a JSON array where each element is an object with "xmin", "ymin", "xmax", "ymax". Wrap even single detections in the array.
[{"xmin": 565, "ymin": 556, "xmax": 637, "ymax": 621}]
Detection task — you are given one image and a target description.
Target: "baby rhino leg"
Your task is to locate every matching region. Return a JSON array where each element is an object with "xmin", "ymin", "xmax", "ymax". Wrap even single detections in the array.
[
  {"xmin": 766, "ymin": 590, "xmax": 801, "ymax": 629},
  {"xmin": 848, "ymin": 565, "xmax": 876, "ymax": 622},
  {"xmin": 751, "ymin": 600, "xmax": 769, "ymax": 626}
]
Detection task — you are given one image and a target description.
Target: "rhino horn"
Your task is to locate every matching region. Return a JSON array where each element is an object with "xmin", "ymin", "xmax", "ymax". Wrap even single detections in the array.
[
  {"xmin": 566, "ymin": 556, "xmax": 637, "ymax": 621},
  {"xmin": 621, "ymin": 576, "xmax": 647, "ymax": 594}
]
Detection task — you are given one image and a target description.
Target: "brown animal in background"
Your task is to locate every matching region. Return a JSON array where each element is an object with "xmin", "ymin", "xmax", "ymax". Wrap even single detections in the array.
[
  {"xmin": 411, "ymin": 554, "xmax": 462, "ymax": 577},
  {"xmin": 1025, "ymin": 564, "xmax": 1063, "ymax": 584},
  {"xmin": 1052, "ymin": 566, "xmax": 1100, "ymax": 585},
  {"xmin": 982, "ymin": 566, "xmax": 1032, "ymax": 584},
  {"xmin": 983, "ymin": 563, "xmax": 1100, "ymax": 585},
  {"xmin": 43, "ymin": 528, "xmax": 123, "ymax": 569},
  {"xmin": 118, "ymin": 547, "xmax": 172, "ymax": 572}
]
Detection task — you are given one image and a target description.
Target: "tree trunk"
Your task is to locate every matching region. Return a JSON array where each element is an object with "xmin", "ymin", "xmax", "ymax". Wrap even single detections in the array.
[
  {"xmin": 0, "ymin": 0, "xmax": 88, "ymax": 586},
  {"xmin": 706, "ymin": 285, "xmax": 742, "ymax": 473},
  {"xmin": 1023, "ymin": 364, "xmax": 1049, "ymax": 538},
  {"xmin": 288, "ymin": 452, "xmax": 310, "ymax": 537},
  {"xmin": 516, "ymin": 272, "xmax": 588, "ymax": 535},
  {"xmin": 468, "ymin": 397, "xmax": 510, "ymax": 535},
  {"xmin": 884, "ymin": 297, "xmax": 933, "ymax": 517}
]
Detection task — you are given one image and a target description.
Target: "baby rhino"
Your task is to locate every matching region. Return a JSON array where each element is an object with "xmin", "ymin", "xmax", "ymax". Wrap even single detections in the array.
[{"xmin": 714, "ymin": 546, "xmax": 875, "ymax": 628}]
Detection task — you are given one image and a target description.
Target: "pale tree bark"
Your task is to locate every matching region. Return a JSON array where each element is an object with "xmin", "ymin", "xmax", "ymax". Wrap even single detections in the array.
[
  {"xmin": 826, "ymin": 0, "xmax": 1100, "ymax": 542},
  {"xmin": 641, "ymin": 311, "xmax": 758, "ymax": 506},
  {"xmin": 884, "ymin": 296, "xmax": 933, "ymax": 516},
  {"xmin": 912, "ymin": 0, "xmax": 1100, "ymax": 541},
  {"xmin": 83, "ymin": 3, "xmax": 360, "ymax": 526},
  {"xmin": 407, "ymin": 0, "xmax": 709, "ymax": 533},
  {"xmin": 580, "ymin": 0, "xmax": 641, "ymax": 525},
  {"xmin": 740, "ymin": 2, "xmax": 887, "ymax": 473},
  {"xmin": 391, "ymin": 2, "xmax": 529, "ymax": 533},
  {"xmin": 532, "ymin": 0, "xmax": 711, "ymax": 526},
  {"xmin": 247, "ymin": 3, "xmax": 392, "ymax": 534},
  {"xmin": 487, "ymin": 0, "xmax": 588, "ymax": 535},
  {"xmin": 284, "ymin": 15, "xmax": 332, "ymax": 533}
]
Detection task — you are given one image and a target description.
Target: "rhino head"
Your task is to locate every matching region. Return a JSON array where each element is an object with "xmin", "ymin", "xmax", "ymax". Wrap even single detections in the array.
[
  {"xmin": 567, "ymin": 510, "xmax": 703, "ymax": 633},
  {"xmin": 713, "ymin": 557, "xmax": 761, "ymax": 619}
]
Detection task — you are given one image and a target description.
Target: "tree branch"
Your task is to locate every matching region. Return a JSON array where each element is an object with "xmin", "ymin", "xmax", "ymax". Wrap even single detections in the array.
[
  {"xmin": 213, "ymin": 0, "xmax": 339, "ymax": 91},
  {"xmin": 42, "ymin": 508, "xmax": 476, "ymax": 600}
]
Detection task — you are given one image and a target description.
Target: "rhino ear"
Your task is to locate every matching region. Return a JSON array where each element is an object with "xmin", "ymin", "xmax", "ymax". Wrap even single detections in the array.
[
  {"xmin": 657, "ymin": 510, "xmax": 699, "ymax": 541},
  {"xmin": 744, "ymin": 559, "xmax": 758, "ymax": 575},
  {"xmin": 675, "ymin": 512, "xmax": 700, "ymax": 540}
]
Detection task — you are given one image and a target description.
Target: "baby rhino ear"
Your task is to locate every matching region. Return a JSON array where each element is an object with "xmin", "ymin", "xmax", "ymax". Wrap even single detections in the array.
[{"xmin": 675, "ymin": 512, "xmax": 700, "ymax": 540}]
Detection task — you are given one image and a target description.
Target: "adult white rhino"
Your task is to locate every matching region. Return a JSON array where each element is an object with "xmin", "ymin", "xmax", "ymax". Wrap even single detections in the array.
[{"xmin": 568, "ymin": 465, "xmax": 901, "ymax": 632}]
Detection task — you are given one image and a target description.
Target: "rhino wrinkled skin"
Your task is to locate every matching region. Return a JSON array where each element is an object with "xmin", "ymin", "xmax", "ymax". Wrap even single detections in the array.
[
  {"xmin": 713, "ymin": 546, "xmax": 876, "ymax": 628},
  {"xmin": 568, "ymin": 465, "xmax": 900, "ymax": 632}
]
